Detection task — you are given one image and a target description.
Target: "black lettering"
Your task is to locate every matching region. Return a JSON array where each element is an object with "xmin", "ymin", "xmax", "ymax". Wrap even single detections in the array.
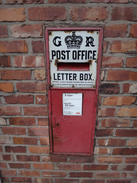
[
  {"xmin": 85, "ymin": 37, "xmax": 95, "ymax": 47},
  {"xmin": 78, "ymin": 50, "xmax": 81, "ymax": 60},
  {"xmin": 80, "ymin": 73, "xmax": 83, "ymax": 80},
  {"xmin": 72, "ymin": 50, "xmax": 77, "ymax": 60},
  {"xmin": 53, "ymin": 36, "xmax": 62, "ymax": 47},
  {"xmin": 88, "ymin": 51, "xmax": 92, "ymax": 59},
  {"xmin": 73, "ymin": 73, "xmax": 77, "ymax": 80},
  {"xmin": 56, "ymin": 51, "xmax": 60, "ymax": 59},
  {"xmin": 57, "ymin": 73, "xmax": 61, "ymax": 80},
  {"xmin": 69, "ymin": 73, "xmax": 72, "ymax": 80},
  {"xmin": 61, "ymin": 73, "xmax": 64, "ymax": 80},
  {"xmin": 61, "ymin": 50, "xmax": 66, "ymax": 60},
  {"xmin": 89, "ymin": 73, "xmax": 92, "ymax": 80},
  {"xmin": 53, "ymin": 73, "xmax": 57, "ymax": 80},
  {"xmin": 93, "ymin": 50, "xmax": 97, "ymax": 60},
  {"xmin": 52, "ymin": 51, "xmax": 56, "ymax": 59},
  {"xmin": 66, "ymin": 50, "xmax": 70, "ymax": 59},
  {"xmin": 84, "ymin": 74, "xmax": 88, "ymax": 80}
]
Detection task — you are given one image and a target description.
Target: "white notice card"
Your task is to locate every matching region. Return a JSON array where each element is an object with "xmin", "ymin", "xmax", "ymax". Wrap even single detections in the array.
[{"xmin": 63, "ymin": 93, "xmax": 82, "ymax": 116}]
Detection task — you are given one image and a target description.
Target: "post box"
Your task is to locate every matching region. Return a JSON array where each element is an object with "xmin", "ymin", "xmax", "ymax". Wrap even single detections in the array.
[{"xmin": 46, "ymin": 28, "xmax": 103, "ymax": 155}]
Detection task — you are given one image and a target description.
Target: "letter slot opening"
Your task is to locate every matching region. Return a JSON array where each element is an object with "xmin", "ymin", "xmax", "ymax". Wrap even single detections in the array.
[{"xmin": 57, "ymin": 62, "xmax": 90, "ymax": 71}]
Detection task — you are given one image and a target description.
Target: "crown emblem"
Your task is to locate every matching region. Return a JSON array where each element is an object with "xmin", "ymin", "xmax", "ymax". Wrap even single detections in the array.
[{"xmin": 65, "ymin": 32, "xmax": 83, "ymax": 49}]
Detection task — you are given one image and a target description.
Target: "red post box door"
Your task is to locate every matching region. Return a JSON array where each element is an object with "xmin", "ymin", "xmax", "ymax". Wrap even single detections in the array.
[{"xmin": 51, "ymin": 89, "xmax": 96, "ymax": 154}]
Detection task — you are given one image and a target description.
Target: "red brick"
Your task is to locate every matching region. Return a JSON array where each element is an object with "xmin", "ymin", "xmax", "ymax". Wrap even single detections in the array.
[
  {"xmin": 94, "ymin": 147, "xmax": 111, "ymax": 155},
  {"xmin": 130, "ymin": 24, "xmax": 137, "ymax": 38},
  {"xmin": 32, "ymin": 41, "xmax": 44, "ymax": 53},
  {"xmin": 10, "ymin": 177, "xmax": 32, "ymax": 182},
  {"xmin": 0, "ymin": 136, "xmax": 11, "ymax": 144},
  {"xmin": 125, "ymin": 157, "xmax": 137, "ymax": 163},
  {"xmin": 9, "ymin": 117, "xmax": 35, "ymax": 126},
  {"xmin": 42, "ymin": 171, "xmax": 67, "ymax": 177},
  {"xmin": 9, "ymin": 163, "xmax": 30, "ymax": 169},
  {"xmin": 0, "ymin": 70, "xmax": 31, "ymax": 80},
  {"xmin": 111, "ymin": 165, "xmax": 135, "ymax": 171},
  {"xmin": 133, "ymin": 120, "xmax": 137, "ymax": 127},
  {"xmin": 118, "ymin": 108, "xmax": 137, "ymax": 117},
  {"xmin": 70, "ymin": 7, "xmax": 108, "ymax": 21},
  {"xmin": 13, "ymin": 56, "xmax": 45, "ymax": 67},
  {"xmin": 2, "ymin": 177, "xmax": 10, "ymax": 182},
  {"xmin": 0, "ymin": 56, "xmax": 11, "ymax": 67},
  {"xmin": 69, "ymin": 156, "xmax": 94, "ymax": 163},
  {"xmin": 17, "ymin": 155, "xmax": 40, "ymax": 162},
  {"xmin": 56, "ymin": 163, "xmax": 81, "ymax": 170},
  {"xmin": 19, "ymin": 170, "xmax": 40, "ymax": 177},
  {"xmin": 28, "ymin": 127, "xmax": 48, "ymax": 136},
  {"xmin": 83, "ymin": 164, "xmax": 108, "ymax": 171},
  {"xmin": 3, "ymin": 154, "xmax": 14, "ymax": 161},
  {"xmin": 107, "ymin": 70, "xmax": 129, "ymax": 81},
  {"xmin": 38, "ymin": 118, "xmax": 48, "ymax": 126},
  {"xmin": 0, "ymin": 25, "xmax": 8, "ymax": 38},
  {"xmin": 113, "ymin": 148, "xmax": 137, "ymax": 155},
  {"xmin": 55, "ymin": 179, "xmax": 79, "ymax": 183},
  {"xmin": 29, "ymin": 146, "xmax": 49, "ymax": 154},
  {"xmin": 0, "ymin": 41, "xmax": 28, "ymax": 53},
  {"xmin": 35, "ymin": 178, "xmax": 53, "ymax": 183},
  {"xmin": 5, "ymin": 146, "xmax": 26, "ymax": 153},
  {"xmin": 81, "ymin": 180, "xmax": 105, "ymax": 183},
  {"xmin": 102, "ymin": 119, "xmax": 130, "ymax": 128},
  {"xmin": 103, "ymin": 96, "xmax": 136, "ymax": 106},
  {"xmin": 107, "ymin": 180, "xmax": 130, "ymax": 183},
  {"xmin": 42, "ymin": 155, "xmax": 67, "ymax": 162},
  {"xmin": 129, "ymin": 84, "xmax": 137, "ymax": 94},
  {"xmin": 2, "ymin": 127, "xmax": 26, "ymax": 135},
  {"xmin": 10, "ymin": 24, "xmax": 42, "ymax": 38},
  {"xmin": 0, "ymin": 162, "xmax": 7, "ymax": 169},
  {"xmin": 98, "ymin": 108, "xmax": 116, "ymax": 117},
  {"xmin": 0, "ymin": 117, "xmax": 6, "ymax": 125},
  {"xmin": 95, "ymin": 173, "xmax": 119, "ymax": 178},
  {"xmin": 0, "ymin": 106, "xmax": 21, "ymax": 116},
  {"xmin": 99, "ymin": 83, "xmax": 119, "ymax": 94},
  {"xmin": 35, "ymin": 69, "xmax": 45, "ymax": 80},
  {"xmin": 110, "ymin": 40, "xmax": 137, "ymax": 53},
  {"xmin": 36, "ymin": 95, "xmax": 47, "ymax": 104},
  {"xmin": 103, "ymin": 41, "xmax": 108, "ymax": 53},
  {"xmin": 104, "ymin": 24, "xmax": 127, "ymax": 37},
  {"xmin": 28, "ymin": 7, "xmax": 67, "ymax": 21},
  {"xmin": 16, "ymin": 82, "xmax": 46, "ymax": 93},
  {"xmin": 102, "ymin": 56, "xmax": 123, "ymax": 67},
  {"xmin": 39, "ymin": 137, "xmax": 49, "ymax": 145},
  {"xmin": 24, "ymin": 107, "xmax": 47, "ymax": 116},
  {"xmin": 116, "ymin": 129, "xmax": 137, "ymax": 137},
  {"xmin": 0, "ymin": 8, "xmax": 26, "ymax": 21},
  {"xmin": 0, "ymin": 146, "xmax": 2, "ymax": 152},
  {"xmin": 126, "ymin": 57, "xmax": 137, "ymax": 68},
  {"xmin": 69, "ymin": 172, "xmax": 93, "ymax": 178},
  {"xmin": 33, "ymin": 163, "xmax": 54, "ymax": 169},
  {"xmin": 13, "ymin": 137, "xmax": 37, "ymax": 145},
  {"xmin": 6, "ymin": 0, "xmax": 44, "ymax": 3},
  {"xmin": 90, "ymin": 0, "xmax": 128, "ymax": 2},
  {"xmin": 123, "ymin": 83, "xmax": 130, "ymax": 93},
  {"xmin": 130, "ymin": 71, "xmax": 137, "ymax": 81},
  {"xmin": 49, "ymin": 0, "xmax": 86, "ymax": 2},
  {"xmin": 4, "ymin": 95, "xmax": 33, "ymax": 104},
  {"xmin": 97, "ymin": 156, "xmax": 123, "ymax": 163},
  {"xmin": 98, "ymin": 139, "xmax": 126, "ymax": 146},
  {"xmin": 0, "ymin": 82, "xmax": 13, "ymax": 92},
  {"xmin": 128, "ymin": 173, "xmax": 137, "ymax": 178},
  {"xmin": 111, "ymin": 7, "xmax": 137, "ymax": 21},
  {"xmin": 1, "ymin": 170, "xmax": 16, "ymax": 176}
]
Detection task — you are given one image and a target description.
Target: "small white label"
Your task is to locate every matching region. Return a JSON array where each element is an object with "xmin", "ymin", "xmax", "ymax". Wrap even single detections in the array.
[{"xmin": 63, "ymin": 93, "xmax": 82, "ymax": 116}]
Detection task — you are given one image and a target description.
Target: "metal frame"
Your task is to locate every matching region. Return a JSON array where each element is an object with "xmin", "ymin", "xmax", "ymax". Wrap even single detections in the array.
[{"xmin": 45, "ymin": 27, "xmax": 103, "ymax": 155}]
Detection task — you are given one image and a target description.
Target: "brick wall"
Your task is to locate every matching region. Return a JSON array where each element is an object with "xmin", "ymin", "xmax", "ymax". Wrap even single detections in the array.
[{"xmin": 0, "ymin": 0, "xmax": 137, "ymax": 183}]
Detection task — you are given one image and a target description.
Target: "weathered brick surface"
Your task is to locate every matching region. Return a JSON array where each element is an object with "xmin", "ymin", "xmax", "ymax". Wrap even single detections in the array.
[{"xmin": 0, "ymin": 0, "xmax": 136, "ymax": 182}]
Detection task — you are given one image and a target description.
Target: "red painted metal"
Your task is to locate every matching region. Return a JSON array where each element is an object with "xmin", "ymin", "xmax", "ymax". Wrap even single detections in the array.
[{"xmin": 46, "ymin": 27, "xmax": 103, "ymax": 155}]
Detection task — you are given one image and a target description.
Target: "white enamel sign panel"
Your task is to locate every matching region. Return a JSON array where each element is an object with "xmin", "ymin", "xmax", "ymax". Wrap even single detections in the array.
[
  {"xmin": 63, "ymin": 93, "xmax": 82, "ymax": 116},
  {"xmin": 48, "ymin": 30, "xmax": 99, "ymax": 88}
]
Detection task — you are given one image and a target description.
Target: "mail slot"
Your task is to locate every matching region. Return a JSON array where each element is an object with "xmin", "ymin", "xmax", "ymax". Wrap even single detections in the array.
[{"xmin": 46, "ymin": 28, "xmax": 103, "ymax": 155}]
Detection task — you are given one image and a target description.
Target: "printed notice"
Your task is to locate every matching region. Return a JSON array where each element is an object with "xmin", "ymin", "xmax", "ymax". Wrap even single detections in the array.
[{"xmin": 63, "ymin": 93, "xmax": 82, "ymax": 116}]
